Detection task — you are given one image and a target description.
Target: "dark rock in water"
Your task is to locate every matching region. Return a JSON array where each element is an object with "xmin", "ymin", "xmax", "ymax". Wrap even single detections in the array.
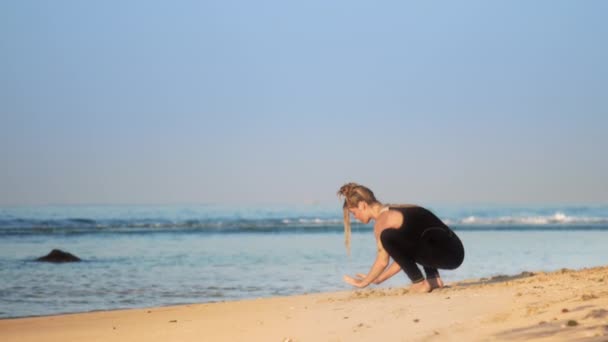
[{"xmin": 36, "ymin": 249, "xmax": 81, "ymax": 263}]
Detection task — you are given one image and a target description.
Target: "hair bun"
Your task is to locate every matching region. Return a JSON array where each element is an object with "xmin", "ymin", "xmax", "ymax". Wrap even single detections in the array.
[{"xmin": 337, "ymin": 182, "xmax": 359, "ymax": 198}]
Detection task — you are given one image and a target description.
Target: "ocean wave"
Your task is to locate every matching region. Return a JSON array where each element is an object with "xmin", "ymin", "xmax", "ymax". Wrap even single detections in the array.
[
  {"xmin": 0, "ymin": 217, "xmax": 348, "ymax": 235},
  {"xmin": 445, "ymin": 212, "xmax": 608, "ymax": 226},
  {"xmin": 1, "ymin": 209, "xmax": 608, "ymax": 235}
]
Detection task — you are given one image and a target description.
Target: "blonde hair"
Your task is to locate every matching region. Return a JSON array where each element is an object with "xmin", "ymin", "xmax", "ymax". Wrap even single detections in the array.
[{"xmin": 336, "ymin": 182, "xmax": 381, "ymax": 255}]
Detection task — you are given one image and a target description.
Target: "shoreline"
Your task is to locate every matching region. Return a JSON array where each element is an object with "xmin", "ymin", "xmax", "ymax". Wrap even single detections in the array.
[
  {"xmin": 0, "ymin": 270, "xmax": 546, "ymax": 321},
  {"xmin": 1, "ymin": 265, "xmax": 607, "ymax": 341}
]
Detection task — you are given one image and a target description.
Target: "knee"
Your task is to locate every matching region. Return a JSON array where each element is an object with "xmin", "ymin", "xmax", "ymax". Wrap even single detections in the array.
[{"xmin": 380, "ymin": 228, "xmax": 400, "ymax": 251}]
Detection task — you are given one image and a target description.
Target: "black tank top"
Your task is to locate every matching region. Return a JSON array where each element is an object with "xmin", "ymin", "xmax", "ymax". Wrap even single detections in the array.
[{"xmin": 390, "ymin": 206, "xmax": 449, "ymax": 239}]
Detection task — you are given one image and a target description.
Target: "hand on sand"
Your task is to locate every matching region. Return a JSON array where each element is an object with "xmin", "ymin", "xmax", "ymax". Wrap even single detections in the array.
[
  {"xmin": 343, "ymin": 275, "xmax": 366, "ymax": 288},
  {"xmin": 357, "ymin": 273, "xmax": 382, "ymax": 285}
]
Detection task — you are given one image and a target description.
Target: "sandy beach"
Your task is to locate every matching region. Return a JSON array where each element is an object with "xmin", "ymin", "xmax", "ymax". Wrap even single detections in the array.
[{"xmin": 1, "ymin": 266, "xmax": 607, "ymax": 342}]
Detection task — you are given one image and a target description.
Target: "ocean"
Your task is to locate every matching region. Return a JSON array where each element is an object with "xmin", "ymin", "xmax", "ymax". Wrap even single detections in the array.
[{"xmin": 1, "ymin": 204, "xmax": 607, "ymax": 319}]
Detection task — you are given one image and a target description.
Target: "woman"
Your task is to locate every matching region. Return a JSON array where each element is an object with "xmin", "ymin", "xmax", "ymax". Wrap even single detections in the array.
[{"xmin": 338, "ymin": 182, "xmax": 464, "ymax": 293}]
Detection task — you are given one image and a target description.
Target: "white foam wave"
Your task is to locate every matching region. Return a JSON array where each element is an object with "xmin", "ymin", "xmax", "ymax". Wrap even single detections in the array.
[
  {"xmin": 297, "ymin": 218, "xmax": 342, "ymax": 225},
  {"xmin": 452, "ymin": 212, "xmax": 607, "ymax": 225}
]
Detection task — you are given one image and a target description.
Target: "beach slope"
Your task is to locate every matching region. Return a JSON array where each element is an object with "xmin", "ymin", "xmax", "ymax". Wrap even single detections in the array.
[{"xmin": 1, "ymin": 266, "xmax": 607, "ymax": 341}]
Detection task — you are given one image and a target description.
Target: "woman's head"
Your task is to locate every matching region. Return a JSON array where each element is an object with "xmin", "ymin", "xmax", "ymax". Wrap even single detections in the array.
[{"xmin": 337, "ymin": 182, "xmax": 381, "ymax": 254}]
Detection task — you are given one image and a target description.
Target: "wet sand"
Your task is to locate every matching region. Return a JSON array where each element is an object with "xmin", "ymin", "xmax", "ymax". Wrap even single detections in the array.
[{"xmin": 1, "ymin": 266, "xmax": 607, "ymax": 341}]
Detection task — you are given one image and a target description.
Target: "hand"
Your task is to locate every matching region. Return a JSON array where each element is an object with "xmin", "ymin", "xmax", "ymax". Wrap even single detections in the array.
[
  {"xmin": 343, "ymin": 274, "xmax": 367, "ymax": 288},
  {"xmin": 357, "ymin": 273, "xmax": 383, "ymax": 285}
]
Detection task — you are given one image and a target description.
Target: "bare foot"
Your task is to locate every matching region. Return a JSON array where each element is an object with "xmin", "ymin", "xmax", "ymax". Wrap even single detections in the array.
[
  {"xmin": 428, "ymin": 277, "xmax": 445, "ymax": 290},
  {"xmin": 409, "ymin": 280, "xmax": 432, "ymax": 293}
]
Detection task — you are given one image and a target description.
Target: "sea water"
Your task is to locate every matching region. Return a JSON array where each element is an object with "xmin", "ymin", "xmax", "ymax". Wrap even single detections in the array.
[{"xmin": 1, "ymin": 204, "xmax": 607, "ymax": 318}]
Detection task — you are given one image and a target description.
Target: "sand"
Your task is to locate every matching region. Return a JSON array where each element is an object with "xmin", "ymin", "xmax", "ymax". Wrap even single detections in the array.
[{"xmin": 1, "ymin": 266, "xmax": 607, "ymax": 342}]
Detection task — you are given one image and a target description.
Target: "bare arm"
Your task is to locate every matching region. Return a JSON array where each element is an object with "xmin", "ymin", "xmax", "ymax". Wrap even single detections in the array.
[
  {"xmin": 374, "ymin": 261, "xmax": 402, "ymax": 284},
  {"xmin": 343, "ymin": 209, "xmax": 402, "ymax": 288},
  {"xmin": 343, "ymin": 239, "xmax": 390, "ymax": 288}
]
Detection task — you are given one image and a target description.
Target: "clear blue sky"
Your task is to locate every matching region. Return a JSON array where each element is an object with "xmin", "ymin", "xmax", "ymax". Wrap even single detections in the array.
[{"xmin": 1, "ymin": 1, "xmax": 607, "ymax": 206}]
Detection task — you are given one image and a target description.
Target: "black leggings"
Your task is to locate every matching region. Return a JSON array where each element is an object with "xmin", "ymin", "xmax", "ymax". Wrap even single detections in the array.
[{"xmin": 380, "ymin": 226, "xmax": 464, "ymax": 283}]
